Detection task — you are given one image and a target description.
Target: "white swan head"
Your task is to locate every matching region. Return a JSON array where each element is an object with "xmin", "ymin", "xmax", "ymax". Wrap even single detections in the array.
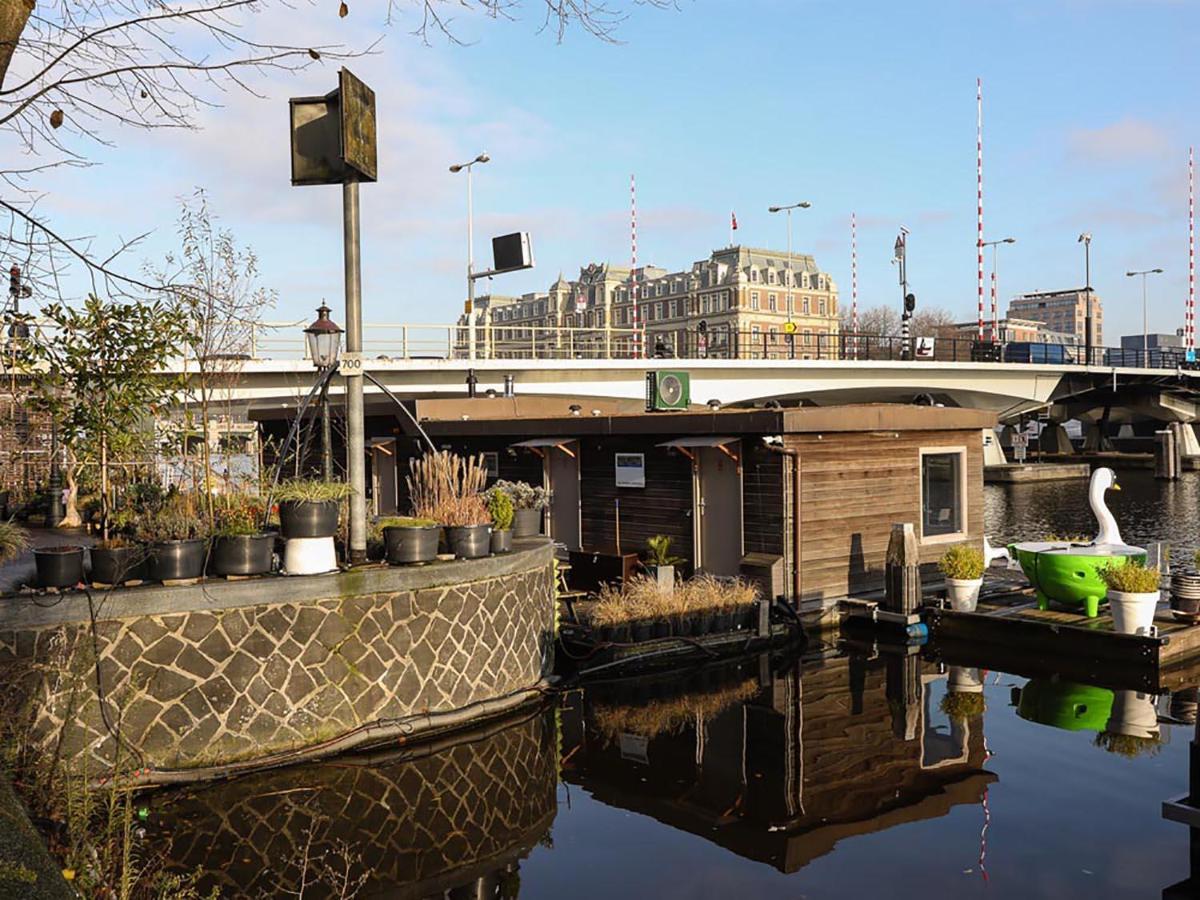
[{"xmin": 1089, "ymin": 467, "xmax": 1123, "ymax": 546}]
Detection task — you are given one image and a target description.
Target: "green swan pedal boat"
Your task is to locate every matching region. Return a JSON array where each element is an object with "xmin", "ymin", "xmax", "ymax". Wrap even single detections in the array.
[{"xmin": 1007, "ymin": 467, "xmax": 1146, "ymax": 619}]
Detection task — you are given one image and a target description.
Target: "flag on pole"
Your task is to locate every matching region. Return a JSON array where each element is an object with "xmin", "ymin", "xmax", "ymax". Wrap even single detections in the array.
[{"xmin": 731, "ymin": 211, "xmax": 738, "ymax": 231}]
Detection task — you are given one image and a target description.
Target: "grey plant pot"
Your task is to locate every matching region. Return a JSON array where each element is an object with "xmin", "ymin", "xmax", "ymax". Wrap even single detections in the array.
[
  {"xmin": 646, "ymin": 564, "xmax": 675, "ymax": 593},
  {"xmin": 490, "ymin": 529, "xmax": 513, "ymax": 554},
  {"xmin": 383, "ymin": 525, "xmax": 440, "ymax": 565},
  {"xmin": 512, "ymin": 508, "xmax": 542, "ymax": 537},
  {"xmin": 445, "ymin": 524, "xmax": 492, "ymax": 560}
]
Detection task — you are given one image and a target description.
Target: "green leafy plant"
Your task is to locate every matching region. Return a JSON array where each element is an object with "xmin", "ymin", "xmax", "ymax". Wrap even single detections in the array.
[
  {"xmin": 938, "ymin": 544, "xmax": 985, "ymax": 580},
  {"xmin": 645, "ymin": 534, "xmax": 684, "ymax": 567},
  {"xmin": 273, "ymin": 480, "xmax": 355, "ymax": 503},
  {"xmin": 1045, "ymin": 532, "xmax": 1091, "ymax": 544},
  {"xmin": 940, "ymin": 691, "xmax": 987, "ymax": 722},
  {"xmin": 376, "ymin": 516, "xmax": 438, "ymax": 529},
  {"xmin": 133, "ymin": 492, "xmax": 207, "ymax": 542},
  {"xmin": 0, "ymin": 521, "xmax": 30, "ymax": 566},
  {"xmin": 212, "ymin": 494, "xmax": 266, "ymax": 537},
  {"xmin": 1100, "ymin": 559, "xmax": 1161, "ymax": 593},
  {"xmin": 487, "ymin": 488, "xmax": 514, "ymax": 531},
  {"xmin": 1194, "ymin": 548, "xmax": 1200, "ymax": 572},
  {"xmin": 488, "ymin": 479, "xmax": 548, "ymax": 511}
]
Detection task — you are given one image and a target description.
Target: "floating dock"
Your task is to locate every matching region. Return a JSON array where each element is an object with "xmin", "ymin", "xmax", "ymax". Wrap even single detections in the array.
[{"xmin": 984, "ymin": 462, "xmax": 1091, "ymax": 483}]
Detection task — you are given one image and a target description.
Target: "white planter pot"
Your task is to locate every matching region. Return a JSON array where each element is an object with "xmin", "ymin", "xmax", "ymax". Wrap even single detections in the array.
[
  {"xmin": 646, "ymin": 564, "xmax": 675, "ymax": 594},
  {"xmin": 1105, "ymin": 689, "xmax": 1160, "ymax": 739},
  {"xmin": 946, "ymin": 577, "xmax": 983, "ymax": 612},
  {"xmin": 947, "ymin": 665, "xmax": 984, "ymax": 694},
  {"xmin": 1108, "ymin": 590, "xmax": 1160, "ymax": 636},
  {"xmin": 283, "ymin": 536, "xmax": 338, "ymax": 576}
]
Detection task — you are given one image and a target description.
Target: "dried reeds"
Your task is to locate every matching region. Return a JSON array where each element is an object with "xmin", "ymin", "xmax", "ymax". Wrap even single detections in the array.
[
  {"xmin": 592, "ymin": 678, "xmax": 761, "ymax": 740},
  {"xmin": 407, "ymin": 451, "xmax": 490, "ymax": 526},
  {"xmin": 590, "ymin": 574, "xmax": 759, "ymax": 627}
]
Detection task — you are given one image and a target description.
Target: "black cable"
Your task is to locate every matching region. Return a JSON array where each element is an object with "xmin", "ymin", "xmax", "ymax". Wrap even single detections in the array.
[{"xmin": 83, "ymin": 586, "xmax": 147, "ymax": 776}]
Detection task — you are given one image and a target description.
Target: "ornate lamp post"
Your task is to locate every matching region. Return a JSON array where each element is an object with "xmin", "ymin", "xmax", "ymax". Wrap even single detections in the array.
[{"xmin": 305, "ymin": 303, "xmax": 343, "ymax": 481}]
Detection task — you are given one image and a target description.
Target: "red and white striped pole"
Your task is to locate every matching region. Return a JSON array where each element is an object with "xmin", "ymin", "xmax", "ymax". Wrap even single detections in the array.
[
  {"xmin": 851, "ymin": 211, "xmax": 858, "ymax": 359},
  {"xmin": 977, "ymin": 77, "xmax": 985, "ymax": 340},
  {"xmin": 1189, "ymin": 147, "xmax": 1195, "ymax": 352},
  {"xmin": 630, "ymin": 173, "xmax": 641, "ymax": 358}
]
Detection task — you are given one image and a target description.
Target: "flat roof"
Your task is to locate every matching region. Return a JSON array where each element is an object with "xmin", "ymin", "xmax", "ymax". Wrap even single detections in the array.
[{"xmin": 416, "ymin": 401, "xmax": 996, "ymax": 438}]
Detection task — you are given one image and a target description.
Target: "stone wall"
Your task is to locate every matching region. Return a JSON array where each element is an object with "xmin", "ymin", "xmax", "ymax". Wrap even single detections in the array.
[{"xmin": 0, "ymin": 540, "xmax": 555, "ymax": 776}]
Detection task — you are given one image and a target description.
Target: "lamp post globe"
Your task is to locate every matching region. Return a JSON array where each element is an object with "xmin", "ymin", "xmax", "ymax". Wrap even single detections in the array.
[{"xmin": 305, "ymin": 302, "xmax": 343, "ymax": 369}]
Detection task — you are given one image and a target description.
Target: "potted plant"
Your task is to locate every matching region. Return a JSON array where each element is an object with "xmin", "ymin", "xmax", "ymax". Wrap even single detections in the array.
[
  {"xmin": 89, "ymin": 537, "xmax": 145, "ymax": 586},
  {"xmin": 379, "ymin": 516, "xmax": 440, "ymax": 565},
  {"xmin": 1101, "ymin": 560, "xmax": 1161, "ymax": 636},
  {"xmin": 135, "ymin": 492, "xmax": 209, "ymax": 582},
  {"xmin": 488, "ymin": 488, "xmax": 514, "ymax": 555},
  {"xmin": 0, "ymin": 521, "xmax": 30, "ymax": 569},
  {"xmin": 644, "ymin": 535, "xmax": 683, "ymax": 593},
  {"xmin": 940, "ymin": 690, "xmax": 987, "ymax": 722},
  {"xmin": 1170, "ymin": 549, "xmax": 1200, "ymax": 622},
  {"xmin": 408, "ymin": 451, "xmax": 491, "ymax": 560},
  {"xmin": 274, "ymin": 480, "xmax": 353, "ymax": 538},
  {"xmin": 490, "ymin": 480, "xmax": 547, "ymax": 537},
  {"xmin": 210, "ymin": 494, "xmax": 274, "ymax": 576},
  {"xmin": 939, "ymin": 544, "xmax": 986, "ymax": 612},
  {"xmin": 34, "ymin": 544, "xmax": 85, "ymax": 590}
]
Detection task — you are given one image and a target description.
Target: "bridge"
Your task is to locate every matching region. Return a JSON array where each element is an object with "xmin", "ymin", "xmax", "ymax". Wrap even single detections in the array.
[{"xmin": 205, "ymin": 322, "xmax": 1200, "ymax": 428}]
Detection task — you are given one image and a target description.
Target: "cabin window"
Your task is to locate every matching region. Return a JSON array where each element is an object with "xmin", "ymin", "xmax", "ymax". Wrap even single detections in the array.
[{"xmin": 920, "ymin": 448, "xmax": 966, "ymax": 541}]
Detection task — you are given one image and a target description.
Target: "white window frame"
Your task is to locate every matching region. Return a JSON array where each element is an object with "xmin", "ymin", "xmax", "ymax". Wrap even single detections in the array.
[{"xmin": 918, "ymin": 446, "xmax": 969, "ymax": 545}]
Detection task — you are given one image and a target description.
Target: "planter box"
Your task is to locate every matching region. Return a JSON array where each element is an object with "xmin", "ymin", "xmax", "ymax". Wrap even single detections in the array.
[
  {"xmin": 445, "ymin": 524, "xmax": 491, "ymax": 560},
  {"xmin": 279, "ymin": 500, "xmax": 339, "ymax": 539},
  {"xmin": 89, "ymin": 545, "xmax": 145, "ymax": 585},
  {"xmin": 512, "ymin": 508, "xmax": 541, "ymax": 538},
  {"xmin": 211, "ymin": 533, "xmax": 275, "ymax": 576},
  {"xmin": 383, "ymin": 525, "xmax": 439, "ymax": 565},
  {"xmin": 34, "ymin": 546, "xmax": 84, "ymax": 589},
  {"xmin": 147, "ymin": 539, "xmax": 208, "ymax": 582}
]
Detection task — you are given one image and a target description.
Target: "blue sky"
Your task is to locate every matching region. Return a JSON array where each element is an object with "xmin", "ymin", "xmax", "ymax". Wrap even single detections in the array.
[{"xmin": 34, "ymin": 0, "xmax": 1200, "ymax": 341}]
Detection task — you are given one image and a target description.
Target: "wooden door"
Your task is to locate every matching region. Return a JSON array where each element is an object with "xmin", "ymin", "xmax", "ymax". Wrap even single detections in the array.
[{"xmin": 697, "ymin": 443, "xmax": 742, "ymax": 575}]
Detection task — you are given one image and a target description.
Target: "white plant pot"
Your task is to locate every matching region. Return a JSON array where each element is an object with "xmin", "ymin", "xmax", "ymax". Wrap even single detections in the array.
[
  {"xmin": 1105, "ymin": 689, "xmax": 1160, "ymax": 739},
  {"xmin": 283, "ymin": 536, "xmax": 338, "ymax": 576},
  {"xmin": 947, "ymin": 665, "xmax": 984, "ymax": 694},
  {"xmin": 1108, "ymin": 590, "xmax": 1160, "ymax": 637},
  {"xmin": 946, "ymin": 577, "xmax": 983, "ymax": 612},
  {"xmin": 646, "ymin": 564, "xmax": 675, "ymax": 594}
]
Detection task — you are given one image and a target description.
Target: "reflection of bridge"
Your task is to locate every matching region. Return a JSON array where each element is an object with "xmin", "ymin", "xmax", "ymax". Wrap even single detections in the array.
[{"xmin": 560, "ymin": 649, "xmax": 995, "ymax": 874}]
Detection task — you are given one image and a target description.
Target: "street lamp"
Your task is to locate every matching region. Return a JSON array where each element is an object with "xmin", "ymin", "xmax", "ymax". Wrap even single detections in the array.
[
  {"xmin": 768, "ymin": 202, "xmax": 812, "ymax": 357},
  {"xmin": 1125, "ymin": 267, "xmax": 1164, "ymax": 363},
  {"xmin": 981, "ymin": 237, "xmax": 1016, "ymax": 339},
  {"xmin": 450, "ymin": 152, "xmax": 490, "ymax": 361},
  {"xmin": 1078, "ymin": 232, "xmax": 1093, "ymax": 364},
  {"xmin": 304, "ymin": 302, "xmax": 343, "ymax": 481}
]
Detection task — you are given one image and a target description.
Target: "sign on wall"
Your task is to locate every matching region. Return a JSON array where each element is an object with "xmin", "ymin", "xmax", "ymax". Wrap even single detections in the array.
[{"xmin": 615, "ymin": 453, "xmax": 646, "ymax": 488}]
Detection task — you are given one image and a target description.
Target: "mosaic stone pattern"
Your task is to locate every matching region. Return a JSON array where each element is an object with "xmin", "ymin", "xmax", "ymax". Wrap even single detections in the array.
[
  {"xmin": 157, "ymin": 707, "xmax": 557, "ymax": 897},
  {"xmin": 0, "ymin": 561, "xmax": 554, "ymax": 773}
]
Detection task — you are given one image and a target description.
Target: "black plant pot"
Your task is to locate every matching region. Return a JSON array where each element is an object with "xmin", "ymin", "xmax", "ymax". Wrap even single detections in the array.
[
  {"xmin": 713, "ymin": 612, "xmax": 733, "ymax": 633},
  {"xmin": 89, "ymin": 545, "xmax": 146, "ymax": 585},
  {"xmin": 383, "ymin": 525, "xmax": 440, "ymax": 565},
  {"xmin": 512, "ymin": 508, "xmax": 541, "ymax": 538},
  {"xmin": 147, "ymin": 539, "xmax": 207, "ymax": 582},
  {"xmin": 279, "ymin": 500, "xmax": 339, "ymax": 539},
  {"xmin": 0, "ymin": 490, "xmax": 8, "ymax": 520},
  {"xmin": 445, "ymin": 524, "xmax": 491, "ymax": 560},
  {"xmin": 652, "ymin": 621, "xmax": 671, "ymax": 639},
  {"xmin": 632, "ymin": 621, "xmax": 653, "ymax": 643},
  {"xmin": 211, "ymin": 533, "xmax": 275, "ymax": 576},
  {"xmin": 490, "ymin": 529, "xmax": 513, "ymax": 555},
  {"xmin": 34, "ymin": 546, "xmax": 84, "ymax": 589}
]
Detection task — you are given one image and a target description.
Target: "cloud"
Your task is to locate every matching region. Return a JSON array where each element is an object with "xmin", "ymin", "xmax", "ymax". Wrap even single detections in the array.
[{"xmin": 1066, "ymin": 118, "xmax": 1174, "ymax": 164}]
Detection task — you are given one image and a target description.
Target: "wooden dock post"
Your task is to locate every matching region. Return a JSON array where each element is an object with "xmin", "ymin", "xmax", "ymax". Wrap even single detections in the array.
[
  {"xmin": 885, "ymin": 523, "xmax": 921, "ymax": 616},
  {"xmin": 1157, "ymin": 427, "xmax": 1180, "ymax": 480}
]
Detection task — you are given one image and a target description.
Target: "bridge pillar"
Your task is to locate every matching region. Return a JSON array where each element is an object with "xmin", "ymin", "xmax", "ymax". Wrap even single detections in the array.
[
  {"xmin": 1084, "ymin": 422, "xmax": 1114, "ymax": 453},
  {"xmin": 1039, "ymin": 422, "xmax": 1074, "ymax": 455},
  {"xmin": 1181, "ymin": 423, "xmax": 1200, "ymax": 459}
]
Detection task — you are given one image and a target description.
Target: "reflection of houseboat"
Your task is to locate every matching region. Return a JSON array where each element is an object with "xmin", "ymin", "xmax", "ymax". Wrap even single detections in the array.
[
  {"xmin": 155, "ymin": 707, "xmax": 557, "ymax": 898},
  {"xmin": 560, "ymin": 650, "xmax": 995, "ymax": 873},
  {"xmin": 273, "ymin": 400, "xmax": 991, "ymax": 613}
]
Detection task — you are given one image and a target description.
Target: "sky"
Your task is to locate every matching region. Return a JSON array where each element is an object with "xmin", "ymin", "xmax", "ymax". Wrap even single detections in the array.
[{"xmin": 25, "ymin": 0, "xmax": 1200, "ymax": 343}]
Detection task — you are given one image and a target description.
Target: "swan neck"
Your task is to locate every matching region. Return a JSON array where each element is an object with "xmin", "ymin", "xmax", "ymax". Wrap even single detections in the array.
[{"xmin": 1091, "ymin": 483, "xmax": 1123, "ymax": 546}]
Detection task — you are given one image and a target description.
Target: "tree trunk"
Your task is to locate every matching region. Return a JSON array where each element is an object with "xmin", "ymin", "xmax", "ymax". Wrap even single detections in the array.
[
  {"xmin": 59, "ymin": 451, "xmax": 81, "ymax": 529},
  {"xmin": 0, "ymin": 0, "xmax": 32, "ymax": 92},
  {"xmin": 100, "ymin": 432, "xmax": 109, "ymax": 541}
]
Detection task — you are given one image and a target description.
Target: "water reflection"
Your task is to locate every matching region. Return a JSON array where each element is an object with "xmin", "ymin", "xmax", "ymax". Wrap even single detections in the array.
[
  {"xmin": 561, "ymin": 650, "xmax": 995, "ymax": 874},
  {"xmin": 155, "ymin": 707, "xmax": 557, "ymax": 898}
]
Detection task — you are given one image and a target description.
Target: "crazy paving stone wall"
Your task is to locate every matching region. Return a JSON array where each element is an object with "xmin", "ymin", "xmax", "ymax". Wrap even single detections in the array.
[
  {"xmin": 157, "ymin": 707, "xmax": 557, "ymax": 897},
  {"xmin": 0, "ymin": 553, "xmax": 554, "ymax": 774}
]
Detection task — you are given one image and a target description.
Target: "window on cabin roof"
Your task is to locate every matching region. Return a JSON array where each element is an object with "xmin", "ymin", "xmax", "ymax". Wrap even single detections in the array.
[{"xmin": 921, "ymin": 449, "xmax": 966, "ymax": 540}]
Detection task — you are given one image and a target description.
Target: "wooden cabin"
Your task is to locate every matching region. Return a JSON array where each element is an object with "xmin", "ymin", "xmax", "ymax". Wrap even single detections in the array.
[{"xmin": 363, "ymin": 400, "xmax": 993, "ymax": 606}]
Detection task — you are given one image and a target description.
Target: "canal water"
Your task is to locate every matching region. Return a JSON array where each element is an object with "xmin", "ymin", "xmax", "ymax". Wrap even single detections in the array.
[{"xmin": 155, "ymin": 473, "xmax": 1200, "ymax": 898}]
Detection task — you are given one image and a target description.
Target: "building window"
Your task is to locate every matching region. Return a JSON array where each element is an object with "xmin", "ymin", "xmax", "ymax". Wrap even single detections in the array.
[
  {"xmin": 750, "ymin": 291, "xmax": 760, "ymax": 311},
  {"xmin": 920, "ymin": 448, "xmax": 966, "ymax": 541},
  {"xmin": 768, "ymin": 269, "xmax": 776, "ymax": 285},
  {"xmin": 819, "ymin": 298, "xmax": 827, "ymax": 315},
  {"xmin": 751, "ymin": 269, "xmax": 759, "ymax": 283},
  {"xmin": 751, "ymin": 324, "xmax": 761, "ymax": 339},
  {"xmin": 655, "ymin": 302, "xmax": 664, "ymax": 320},
  {"xmin": 768, "ymin": 293, "xmax": 777, "ymax": 312},
  {"xmin": 803, "ymin": 297, "xmax": 810, "ymax": 315}
]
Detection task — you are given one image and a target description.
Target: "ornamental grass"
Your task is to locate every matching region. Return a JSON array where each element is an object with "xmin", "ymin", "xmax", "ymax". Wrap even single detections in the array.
[
  {"xmin": 592, "ymin": 678, "xmax": 761, "ymax": 741},
  {"xmin": 0, "ymin": 521, "xmax": 29, "ymax": 566},
  {"xmin": 589, "ymin": 574, "xmax": 759, "ymax": 627},
  {"xmin": 407, "ymin": 451, "xmax": 490, "ymax": 526}
]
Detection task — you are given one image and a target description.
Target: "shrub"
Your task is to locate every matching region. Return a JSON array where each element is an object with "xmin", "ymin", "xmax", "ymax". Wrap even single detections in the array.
[
  {"xmin": 487, "ymin": 489, "xmax": 514, "ymax": 531},
  {"xmin": 376, "ymin": 516, "xmax": 438, "ymax": 530},
  {"xmin": 940, "ymin": 691, "xmax": 987, "ymax": 722},
  {"xmin": 938, "ymin": 544, "xmax": 985, "ymax": 580},
  {"xmin": 1195, "ymin": 548, "xmax": 1200, "ymax": 572},
  {"xmin": 645, "ymin": 534, "xmax": 684, "ymax": 567},
  {"xmin": 1045, "ymin": 532, "xmax": 1091, "ymax": 544},
  {"xmin": 133, "ymin": 491, "xmax": 207, "ymax": 542},
  {"xmin": 488, "ymin": 479, "xmax": 548, "ymax": 511},
  {"xmin": 1100, "ymin": 559, "xmax": 1160, "ymax": 593},
  {"xmin": 1094, "ymin": 730, "xmax": 1162, "ymax": 759},
  {"xmin": 273, "ymin": 480, "xmax": 355, "ymax": 503},
  {"xmin": 0, "ymin": 521, "xmax": 30, "ymax": 566},
  {"xmin": 212, "ymin": 494, "xmax": 266, "ymax": 536}
]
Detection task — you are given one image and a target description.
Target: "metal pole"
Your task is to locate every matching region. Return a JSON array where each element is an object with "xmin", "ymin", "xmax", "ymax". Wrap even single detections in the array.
[
  {"xmin": 786, "ymin": 207, "xmax": 794, "ymax": 359},
  {"xmin": 343, "ymin": 180, "xmax": 367, "ymax": 564},
  {"xmin": 321, "ymin": 380, "xmax": 332, "ymax": 482},
  {"xmin": 467, "ymin": 163, "xmax": 476, "ymax": 361},
  {"xmin": 1143, "ymin": 272, "xmax": 1149, "ymax": 361},
  {"xmin": 1084, "ymin": 240, "xmax": 1092, "ymax": 366}
]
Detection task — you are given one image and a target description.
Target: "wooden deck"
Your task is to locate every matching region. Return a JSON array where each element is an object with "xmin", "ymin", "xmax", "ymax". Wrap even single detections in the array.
[{"xmin": 921, "ymin": 571, "xmax": 1200, "ymax": 694}]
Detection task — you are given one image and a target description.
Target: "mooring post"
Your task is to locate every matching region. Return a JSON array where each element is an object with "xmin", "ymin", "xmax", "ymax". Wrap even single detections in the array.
[
  {"xmin": 885, "ymin": 523, "xmax": 922, "ymax": 616},
  {"xmin": 1156, "ymin": 428, "xmax": 1180, "ymax": 480}
]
